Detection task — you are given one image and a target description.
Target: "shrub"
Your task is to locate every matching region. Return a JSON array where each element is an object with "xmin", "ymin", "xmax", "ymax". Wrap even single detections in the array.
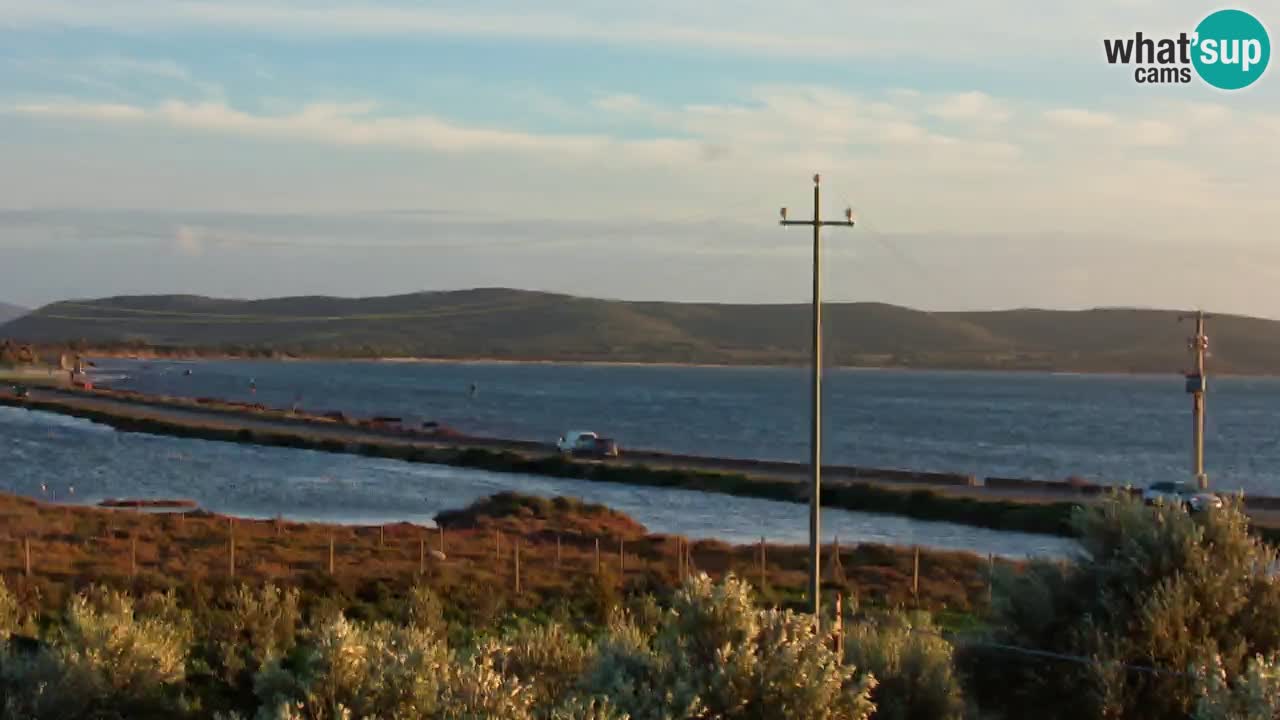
[
  {"xmin": 843, "ymin": 610, "xmax": 965, "ymax": 720},
  {"xmin": 479, "ymin": 622, "xmax": 595, "ymax": 708},
  {"xmin": 0, "ymin": 579, "xmax": 19, "ymax": 640},
  {"xmin": 404, "ymin": 584, "xmax": 446, "ymax": 637},
  {"xmin": 205, "ymin": 584, "xmax": 301, "ymax": 686},
  {"xmin": 252, "ymin": 612, "xmax": 537, "ymax": 720},
  {"xmin": 971, "ymin": 494, "xmax": 1280, "ymax": 719},
  {"xmin": 254, "ymin": 616, "xmax": 449, "ymax": 720},
  {"xmin": 1193, "ymin": 653, "xmax": 1280, "ymax": 720},
  {"xmin": 577, "ymin": 573, "xmax": 876, "ymax": 720},
  {"xmin": 0, "ymin": 587, "xmax": 191, "ymax": 719}
]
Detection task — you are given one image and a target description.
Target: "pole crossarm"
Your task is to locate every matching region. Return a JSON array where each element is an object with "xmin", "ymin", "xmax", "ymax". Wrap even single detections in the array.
[{"xmin": 777, "ymin": 173, "xmax": 856, "ymax": 632}]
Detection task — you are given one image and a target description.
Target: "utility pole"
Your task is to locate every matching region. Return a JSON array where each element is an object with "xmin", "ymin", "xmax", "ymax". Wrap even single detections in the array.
[
  {"xmin": 779, "ymin": 174, "xmax": 855, "ymax": 630},
  {"xmin": 1180, "ymin": 310, "xmax": 1211, "ymax": 489}
]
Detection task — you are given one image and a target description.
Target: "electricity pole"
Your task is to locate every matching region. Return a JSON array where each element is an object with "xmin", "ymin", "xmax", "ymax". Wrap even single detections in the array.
[
  {"xmin": 1180, "ymin": 310, "xmax": 1211, "ymax": 489},
  {"xmin": 779, "ymin": 174, "xmax": 855, "ymax": 630}
]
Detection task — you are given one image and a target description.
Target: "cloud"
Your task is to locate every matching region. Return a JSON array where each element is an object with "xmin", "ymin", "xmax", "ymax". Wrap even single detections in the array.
[
  {"xmin": 929, "ymin": 92, "xmax": 1011, "ymax": 124},
  {"xmin": 1043, "ymin": 108, "xmax": 1118, "ymax": 129},
  {"xmin": 3, "ymin": 86, "xmax": 1279, "ymax": 246},
  {"xmin": 8, "ymin": 99, "xmax": 708, "ymax": 165},
  {"xmin": 0, "ymin": 0, "xmax": 1214, "ymax": 62},
  {"xmin": 15, "ymin": 102, "xmax": 147, "ymax": 120}
]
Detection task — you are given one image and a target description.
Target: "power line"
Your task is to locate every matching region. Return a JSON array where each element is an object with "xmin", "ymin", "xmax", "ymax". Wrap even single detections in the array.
[{"xmin": 860, "ymin": 619, "xmax": 1192, "ymax": 678}]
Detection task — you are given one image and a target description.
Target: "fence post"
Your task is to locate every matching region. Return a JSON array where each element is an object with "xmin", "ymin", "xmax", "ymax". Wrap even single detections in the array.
[
  {"xmin": 229, "ymin": 518, "xmax": 236, "ymax": 579},
  {"xmin": 439, "ymin": 526, "xmax": 445, "ymax": 555},
  {"xmin": 834, "ymin": 593, "xmax": 844, "ymax": 656},
  {"xmin": 912, "ymin": 546, "xmax": 920, "ymax": 606},
  {"xmin": 24, "ymin": 537, "xmax": 31, "ymax": 577},
  {"xmin": 379, "ymin": 525, "xmax": 384, "ymax": 549},
  {"xmin": 130, "ymin": 534, "xmax": 137, "ymax": 577},
  {"xmin": 619, "ymin": 538, "xmax": 625, "ymax": 576},
  {"xmin": 987, "ymin": 553, "xmax": 995, "ymax": 606},
  {"xmin": 759, "ymin": 537, "xmax": 766, "ymax": 592},
  {"xmin": 676, "ymin": 538, "xmax": 683, "ymax": 583},
  {"xmin": 419, "ymin": 535, "xmax": 426, "ymax": 576},
  {"xmin": 514, "ymin": 541, "xmax": 521, "ymax": 594},
  {"xmin": 594, "ymin": 538, "xmax": 601, "ymax": 575},
  {"xmin": 555, "ymin": 535, "xmax": 561, "ymax": 571},
  {"xmin": 495, "ymin": 530, "xmax": 501, "ymax": 562},
  {"xmin": 328, "ymin": 534, "xmax": 335, "ymax": 575}
]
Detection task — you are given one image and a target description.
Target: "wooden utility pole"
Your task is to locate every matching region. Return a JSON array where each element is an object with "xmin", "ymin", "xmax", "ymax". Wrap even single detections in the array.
[
  {"xmin": 779, "ymin": 174, "xmax": 856, "ymax": 630},
  {"xmin": 1180, "ymin": 310, "xmax": 1211, "ymax": 489}
]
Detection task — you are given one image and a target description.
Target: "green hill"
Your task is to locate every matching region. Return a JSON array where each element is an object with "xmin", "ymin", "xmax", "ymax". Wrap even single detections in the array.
[{"xmin": 0, "ymin": 288, "xmax": 1266, "ymax": 373}]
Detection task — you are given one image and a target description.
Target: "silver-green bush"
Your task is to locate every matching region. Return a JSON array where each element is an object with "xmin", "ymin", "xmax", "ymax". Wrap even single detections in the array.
[
  {"xmin": 577, "ymin": 573, "xmax": 877, "ymax": 720},
  {"xmin": 980, "ymin": 494, "xmax": 1280, "ymax": 719},
  {"xmin": 844, "ymin": 610, "xmax": 965, "ymax": 720}
]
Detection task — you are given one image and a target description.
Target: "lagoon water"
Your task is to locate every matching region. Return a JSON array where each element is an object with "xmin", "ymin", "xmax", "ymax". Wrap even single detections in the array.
[
  {"xmin": 0, "ymin": 405, "xmax": 1072, "ymax": 558},
  {"xmin": 3, "ymin": 358, "xmax": 1274, "ymax": 558},
  {"xmin": 92, "ymin": 358, "xmax": 1279, "ymax": 493}
]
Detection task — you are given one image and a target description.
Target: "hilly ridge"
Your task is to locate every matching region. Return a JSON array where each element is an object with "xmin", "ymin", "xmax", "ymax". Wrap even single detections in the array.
[
  {"xmin": 1, "ymin": 288, "xmax": 1273, "ymax": 374},
  {"xmin": 0, "ymin": 302, "xmax": 26, "ymax": 325}
]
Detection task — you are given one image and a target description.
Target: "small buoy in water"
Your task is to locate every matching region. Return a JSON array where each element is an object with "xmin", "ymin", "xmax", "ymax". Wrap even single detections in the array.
[
  {"xmin": 468, "ymin": 382, "xmax": 478, "ymax": 398},
  {"xmin": 184, "ymin": 369, "xmax": 192, "ymax": 376}
]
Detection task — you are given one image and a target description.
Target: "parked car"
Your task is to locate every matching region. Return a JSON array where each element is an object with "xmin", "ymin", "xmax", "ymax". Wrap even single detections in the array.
[
  {"xmin": 1142, "ymin": 481, "xmax": 1222, "ymax": 512},
  {"xmin": 557, "ymin": 430, "xmax": 620, "ymax": 458}
]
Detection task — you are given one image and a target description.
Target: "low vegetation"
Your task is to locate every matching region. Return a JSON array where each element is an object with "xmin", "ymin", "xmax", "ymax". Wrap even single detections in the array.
[
  {"xmin": 435, "ymin": 492, "xmax": 649, "ymax": 540},
  {"xmin": 1, "ymin": 491, "xmax": 1275, "ymax": 718}
]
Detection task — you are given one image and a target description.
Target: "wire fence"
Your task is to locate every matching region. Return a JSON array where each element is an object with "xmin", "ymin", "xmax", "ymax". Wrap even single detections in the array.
[{"xmin": 1, "ymin": 502, "xmax": 1197, "ymax": 680}]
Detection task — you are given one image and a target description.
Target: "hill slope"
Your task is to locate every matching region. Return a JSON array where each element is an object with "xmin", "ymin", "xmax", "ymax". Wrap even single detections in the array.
[
  {"xmin": 0, "ymin": 289, "xmax": 1268, "ymax": 373},
  {"xmin": 0, "ymin": 302, "xmax": 26, "ymax": 324}
]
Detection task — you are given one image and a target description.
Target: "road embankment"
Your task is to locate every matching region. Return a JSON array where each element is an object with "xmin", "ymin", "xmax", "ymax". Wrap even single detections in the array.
[{"xmin": 3, "ymin": 385, "xmax": 1274, "ymax": 540}]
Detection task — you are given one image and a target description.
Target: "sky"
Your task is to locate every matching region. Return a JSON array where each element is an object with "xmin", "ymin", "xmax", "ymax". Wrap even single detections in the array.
[{"xmin": 1, "ymin": 1, "xmax": 1278, "ymax": 315}]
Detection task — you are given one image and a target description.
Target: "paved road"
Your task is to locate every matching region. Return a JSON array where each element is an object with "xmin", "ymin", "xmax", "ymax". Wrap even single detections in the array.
[{"xmin": 8, "ymin": 385, "xmax": 1274, "ymax": 526}]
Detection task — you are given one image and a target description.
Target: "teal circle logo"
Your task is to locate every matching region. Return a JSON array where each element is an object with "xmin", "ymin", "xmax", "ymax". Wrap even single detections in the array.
[{"xmin": 1192, "ymin": 9, "xmax": 1270, "ymax": 90}]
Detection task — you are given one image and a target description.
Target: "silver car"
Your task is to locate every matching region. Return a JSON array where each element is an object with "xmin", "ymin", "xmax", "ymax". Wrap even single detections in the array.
[{"xmin": 1143, "ymin": 481, "xmax": 1222, "ymax": 512}]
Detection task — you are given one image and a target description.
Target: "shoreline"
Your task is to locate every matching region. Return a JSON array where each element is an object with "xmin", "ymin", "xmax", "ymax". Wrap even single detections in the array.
[
  {"xmin": 70, "ymin": 352, "xmax": 1217, "ymax": 380},
  {"xmin": 6, "ymin": 384, "xmax": 1279, "ymax": 542},
  {"xmin": 0, "ymin": 385, "xmax": 1088, "ymax": 539}
]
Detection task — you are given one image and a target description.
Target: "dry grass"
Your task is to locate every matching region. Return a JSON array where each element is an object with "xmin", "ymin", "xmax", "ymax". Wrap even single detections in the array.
[{"xmin": 0, "ymin": 492, "xmax": 998, "ymax": 624}]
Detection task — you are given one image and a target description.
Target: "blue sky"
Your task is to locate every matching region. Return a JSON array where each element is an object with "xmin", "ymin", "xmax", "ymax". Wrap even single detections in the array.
[{"xmin": 1, "ymin": 1, "xmax": 1278, "ymax": 315}]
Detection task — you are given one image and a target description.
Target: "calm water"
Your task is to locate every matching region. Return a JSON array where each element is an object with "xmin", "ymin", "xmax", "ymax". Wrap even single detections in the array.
[
  {"xmin": 0, "ymin": 405, "xmax": 1072, "ymax": 557},
  {"xmin": 92, "ymin": 359, "xmax": 1279, "ymax": 493}
]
